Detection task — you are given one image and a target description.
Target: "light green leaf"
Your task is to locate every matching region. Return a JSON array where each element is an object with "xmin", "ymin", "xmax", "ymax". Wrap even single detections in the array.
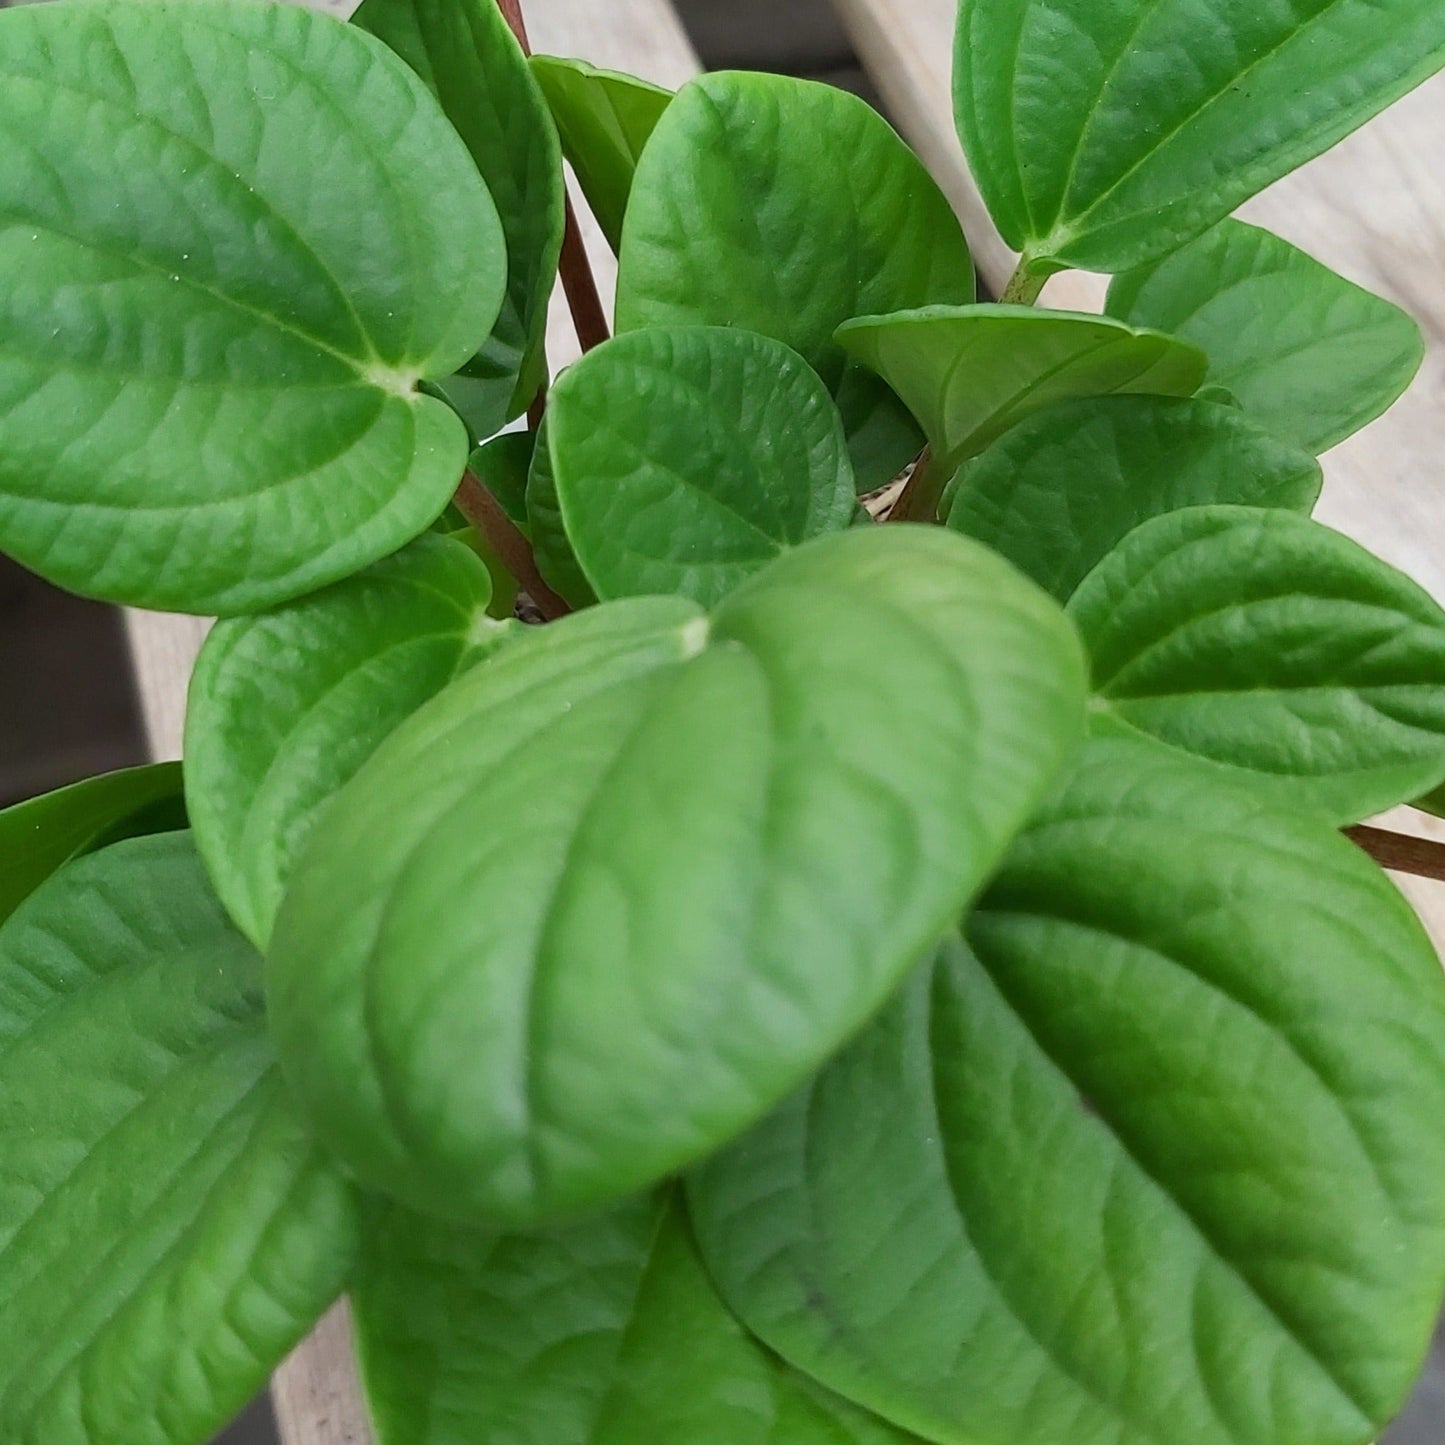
[
  {"xmin": 547, "ymin": 327, "xmax": 856, "ymax": 607},
  {"xmin": 0, "ymin": 763, "xmax": 182, "ymax": 926},
  {"xmin": 838, "ymin": 306, "xmax": 1206, "ymax": 476},
  {"xmin": 354, "ymin": 1191, "xmax": 916, "ymax": 1445},
  {"xmin": 1106, "ymin": 220, "xmax": 1425, "ymax": 453},
  {"xmin": 186, "ymin": 534, "xmax": 499, "ymax": 950},
  {"xmin": 0, "ymin": 0, "xmax": 502, "ymax": 616},
  {"xmin": 954, "ymin": 0, "xmax": 1445, "ymax": 274},
  {"xmin": 267, "ymin": 527, "xmax": 1087, "ymax": 1226},
  {"xmin": 616, "ymin": 72, "xmax": 975, "ymax": 489},
  {"xmin": 526, "ymin": 414, "xmax": 598, "ymax": 608},
  {"xmin": 947, "ymin": 394, "xmax": 1321, "ymax": 601},
  {"xmin": 531, "ymin": 55, "xmax": 672, "ymax": 254},
  {"xmin": 691, "ymin": 738, "xmax": 1445, "ymax": 1445},
  {"xmin": 1071, "ymin": 505, "xmax": 1445, "ymax": 821},
  {"xmin": 0, "ymin": 833, "xmax": 358, "ymax": 1445},
  {"xmin": 356, "ymin": 0, "xmax": 565, "ymax": 437}
]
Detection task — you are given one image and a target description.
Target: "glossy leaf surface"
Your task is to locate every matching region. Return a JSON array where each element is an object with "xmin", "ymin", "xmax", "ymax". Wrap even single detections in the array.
[
  {"xmin": 947, "ymin": 394, "xmax": 1321, "ymax": 601},
  {"xmin": 954, "ymin": 0, "xmax": 1445, "ymax": 272},
  {"xmin": 616, "ymin": 72, "xmax": 975, "ymax": 489},
  {"xmin": 1072, "ymin": 506, "xmax": 1445, "ymax": 821},
  {"xmin": 268, "ymin": 527, "xmax": 1086, "ymax": 1225},
  {"xmin": 0, "ymin": 0, "xmax": 501, "ymax": 615},
  {"xmin": 548, "ymin": 327, "xmax": 856, "ymax": 606},
  {"xmin": 0, "ymin": 833, "xmax": 358, "ymax": 1445},
  {"xmin": 186, "ymin": 535, "xmax": 499, "ymax": 948},
  {"xmin": 838, "ymin": 306, "xmax": 1206, "ymax": 475},
  {"xmin": 1107, "ymin": 220, "xmax": 1425, "ymax": 453},
  {"xmin": 692, "ymin": 740, "xmax": 1445, "ymax": 1445},
  {"xmin": 531, "ymin": 56, "xmax": 672, "ymax": 253},
  {"xmin": 356, "ymin": 0, "xmax": 565, "ymax": 435}
]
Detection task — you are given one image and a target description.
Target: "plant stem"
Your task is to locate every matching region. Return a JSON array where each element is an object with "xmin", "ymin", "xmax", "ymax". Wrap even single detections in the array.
[
  {"xmin": 1001, "ymin": 259, "xmax": 1048, "ymax": 306},
  {"xmin": 454, "ymin": 470, "xmax": 571, "ymax": 620},
  {"xmin": 1346, "ymin": 825, "xmax": 1445, "ymax": 884},
  {"xmin": 890, "ymin": 449, "xmax": 946, "ymax": 524}
]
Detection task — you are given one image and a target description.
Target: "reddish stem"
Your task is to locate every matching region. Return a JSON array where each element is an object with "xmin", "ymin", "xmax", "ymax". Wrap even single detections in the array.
[
  {"xmin": 1347, "ymin": 825, "xmax": 1445, "ymax": 884},
  {"xmin": 454, "ymin": 471, "xmax": 570, "ymax": 621}
]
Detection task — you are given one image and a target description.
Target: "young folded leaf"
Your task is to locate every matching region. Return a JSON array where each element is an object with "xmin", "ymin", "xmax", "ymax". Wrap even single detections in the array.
[
  {"xmin": 691, "ymin": 739, "xmax": 1445, "ymax": 1445},
  {"xmin": 0, "ymin": 833, "xmax": 358, "ymax": 1445},
  {"xmin": 955, "ymin": 0, "xmax": 1445, "ymax": 274},
  {"xmin": 531, "ymin": 56, "xmax": 673, "ymax": 253},
  {"xmin": 544, "ymin": 327, "xmax": 856, "ymax": 607},
  {"xmin": 186, "ymin": 534, "xmax": 503, "ymax": 949},
  {"xmin": 353, "ymin": 1192, "xmax": 916, "ymax": 1445},
  {"xmin": 616, "ymin": 72, "xmax": 975, "ymax": 489},
  {"xmin": 947, "ymin": 394, "xmax": 1322, "ymax": 601},
  {"xmin": 355, "ymin": 0, "xmax": 566, "ymax": 437},
  {"xmin": 1071, "ymin": 506, "xmax": 1445, "ymax": 821},
  {"xmin": 0, "ymin": 0, "xmax": 505, "ymax": 615},
  {"xmin": 838, "ymin": 306, "xmax": 1206, "ymax": 478},
  {"xmin": 267, "ymin": 528, "xmax": 1086, "ymax": 1226},
  {"xmin": 1107, "ymin": 220, "xmax": 1425, "ymax": 454}
]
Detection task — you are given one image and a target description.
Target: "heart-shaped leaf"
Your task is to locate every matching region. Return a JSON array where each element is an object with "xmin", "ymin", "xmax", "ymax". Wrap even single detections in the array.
[
  {"xmin": 691, "ymin": 739, "xmax": 1445, "ymax": 1445},
  {"xmin": 267, "ymin": 527, "xmax": 1087, "ymax": 1226},
  {"xmin": 353, "ymin": 1191, "xmax": 916, "ymax": 1444},
  {"xmin": 947, "ymin": 394, "xmax": 1321, "ymax": 601},
  {"xmin": 186, "ymin": 534, "xmax": 502, "ymax": 950},
  {"xmin": 531, "ymin": 55, "xmax": 673, "ymax": 254},
  {"xmin": 545, "ymin": 327, "xmax": 856, "ymax": 607},
  {"xmin": 954, "ymin": 0, "xmax": 1445, "ymax": 274},
  {"xmin": 0, "ymin": 832, "xmax": 358, "ymax": 1445},
  {"xmin": 1071, "ymin": 506, "xmax": 1445, "ymax": 821},
  {"xmin": 0, "ymin": 0, "xmax": 503, "ymax": 615},
  {"xmin": 356, "ymin": 0, "xmax": 565, "ymax": 438},
  {"xmin": 616, "ymin": 72, "xmax": 975, "ymax": 489},
  {"xmin": 839, "ymin": 306, "xmax": 1206, "ymax": 478},
  {"xmin": 0, "ymin": 762, "xmax": 182, "ymax": 925},
  {"xmin": 1106, "ymin": 220, "xmax": 1425, "ymax": 453}
]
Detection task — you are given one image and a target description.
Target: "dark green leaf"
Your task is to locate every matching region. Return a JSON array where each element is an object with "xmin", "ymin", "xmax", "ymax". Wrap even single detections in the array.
[
  {"xmin": 692, "ymin": 739, "xmax": 1445, "ymax": 1445},
  {"xmin": 0, "ymin": 833, "xmax": 358, "ymax": 1445},
  {"xmin": 1071, "ymin": 506, "xmax": 1445, "ymax": 821},
  {"xmin": 526, "ymin": 414, "xmax": 599, "ymax": 607},
  {"xmin": 616, "ymin": 72, "xmax": 975, "ymax": 489},
  {"xmin": 470, "ymin": 430, "xmax": 534, "ymax": 529},
  {"xmin": 947, "ymin": 394, "xmax": 1322, "ymax": 601},
  {"xmin": 267, "ymin": 527, "xmax": 1086, "ymax": 1225}
]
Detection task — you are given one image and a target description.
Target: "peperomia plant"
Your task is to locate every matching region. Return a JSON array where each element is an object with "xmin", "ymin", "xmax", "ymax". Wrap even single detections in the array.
[{"xmin": 8, "ymin": 0, "xmax": 1445, "ymax": 1441}]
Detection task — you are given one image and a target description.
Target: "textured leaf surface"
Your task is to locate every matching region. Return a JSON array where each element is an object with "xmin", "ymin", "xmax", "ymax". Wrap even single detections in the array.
[
  {"xmin": 947, "ymin": 394, "xmax": 1321, "ymax": 600},
  {"xmin": 186, "ymin": 534, "xmax": 499, "ymax": 949},
  {"xmin": 1106, "ymin": 220, "xmax": 1425, "ymax": 453},
  {"xmin": 0, "ymin": 833, "xmax": 358, "ymax": 1445},
  {"xmin": 548, "ymin": 327, "xmax": 856, "ymax": 606},
  {"xmin": 268, "ymin": 527, "xmax": 1086, "ymax": 1225},
  {"xmin": 616, "ymin": 72, "xmax": 975, "ymax": 488},
  {"xmin": 0, "ymin": 763, "xmax": 182, "ymax": 925},
  {"xmin": 531, "ymin": 56, "xmax": 672, "ymax": 253},
  {"xmin": 0, "ymin": 0, "xmax": 502, "ymax": 614},
  {"xmin": 954, "ymin": 0, "xmax": 1445, "ymax": 272},
  {"xmin": 356, "ymin": 0, "xmax": 565, "ymax": 435},
  {"xmin": 1071, "ymin": 506, "xmax": 1445, "ymax": 821},
  {"xmin": 838, "ymin": 306, "xmax": 1206, "ymax": 475},
  {"xmin": 691, "ymin": 740, "xmax": 1445, "ymax": 1445}
]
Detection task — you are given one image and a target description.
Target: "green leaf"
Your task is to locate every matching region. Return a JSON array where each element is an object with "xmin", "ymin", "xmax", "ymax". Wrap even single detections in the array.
[
  {"xmin": 0, "ymin": 762, "xmax": 182, "ymax": 926},
  {"xmin": 947, "ymin": 394, "xmax": 1322, "ymax": 601},
  {"xmin": 0, "ymin": 0, "xmax": 504, "ymax": 616},
  {"xmin": 616, "ymin": 72, "xmax": 975, "ymax": 490},
  {"xmin": 1071, "ymin": 505, "xmax": 1445, "ymax": 822},
  {"xmin": 954, "ymin": 0, "xmax": 1445, "ymax": 274},
  {"xmin": 531, "ymin": 55, "xmax": 672, "ymax": 254},
  {"xmin": 267, "ymin": 527, "xmax": 1087, "ymax": 1226},
  {"xmin": 186, "ymin": 534, "xmax": 499, "ymax": 950},
  {"xmin": 526, "ymin": 414, "xmax": 599, "ymax": 608},
  {"xmin": 355, "ymin": 0, "xmax": 565, "ymax": 436},
  {"xmin": 838, "ymin": 306, "xmax": 1207, "ymax": 476},
  {"xmin": 0, "ymin": 832, "xmax": 358, "ymax": 1445},
  {"xmin": 354, "ymin": 1191, "xmax": 916, "ymax": 1444},
  {"xmin": 547, "ymin": 327, "xmax": 856, "ymax": 607},
  {"xmin": 691, "ymin": 739, "xmax": 1445, "ymax": 1445},
  {"xmin": 470, "ymin": 430, "xmax": 534, "ymax": 529},
  {"xmin": 1106, "ymin": 219, "xmax": 1425, "ymax": 453}
]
